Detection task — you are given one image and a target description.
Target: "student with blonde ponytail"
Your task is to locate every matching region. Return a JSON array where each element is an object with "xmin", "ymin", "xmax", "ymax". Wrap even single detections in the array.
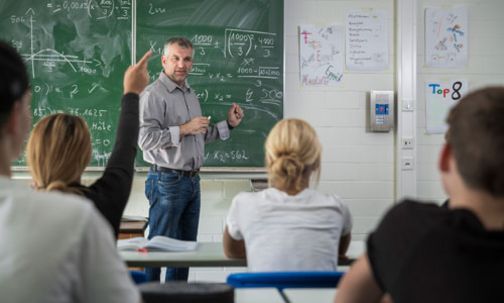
[
  {"xmin": 27, "ymin": 50, "xmax": 153, "ymax": 238},
  {"xmin": 223, "ymin": 118, "xmax": 352, "ymax": 271}
]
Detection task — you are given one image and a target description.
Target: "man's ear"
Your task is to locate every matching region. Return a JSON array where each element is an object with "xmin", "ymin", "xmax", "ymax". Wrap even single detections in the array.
[{"xmin": 439, "ymin": 143, "xmax": 452, "ymax": 173}]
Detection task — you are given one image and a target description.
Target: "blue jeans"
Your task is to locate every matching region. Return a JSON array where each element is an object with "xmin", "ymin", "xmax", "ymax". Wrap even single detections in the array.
[{"xmin": 144, "ymin": 169, "xmax": 201, "ymax": 281}]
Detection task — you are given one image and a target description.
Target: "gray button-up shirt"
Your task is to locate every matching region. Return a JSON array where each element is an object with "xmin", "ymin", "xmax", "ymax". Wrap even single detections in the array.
[{"xmin": 138, "ymin": 72, "xmax": 230, "ymax": 171}]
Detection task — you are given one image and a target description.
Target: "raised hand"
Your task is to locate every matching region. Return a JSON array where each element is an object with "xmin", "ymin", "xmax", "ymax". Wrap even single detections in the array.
[{"xmin": 123, "ymin": 50, "xmax": 153, "ymax": 94}]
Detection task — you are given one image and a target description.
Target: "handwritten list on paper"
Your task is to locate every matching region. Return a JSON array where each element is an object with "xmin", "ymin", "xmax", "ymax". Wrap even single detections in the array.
[
  {"xmin": 425, "ymin": 6, "xmax": 468, "ymax": 68},
  {"xmin": 299, "ymin": 24, "xmax": 344, "ymax": 85},
  {"xmin": 346, "ymin": 10, "xmax": 389, "ymax": 70}
]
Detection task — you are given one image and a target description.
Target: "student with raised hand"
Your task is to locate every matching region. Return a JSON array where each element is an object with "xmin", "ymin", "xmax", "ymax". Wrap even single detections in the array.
[
  {"xmin": 0, "ymin": 41, "xmax": 141, "ymax": 303},
  {"xmin": 26, "ymin": 50, "xmax": 152, "ymax": 238},
  {"xmin": 335, "ymin": 87, "xmax": 504, "ymax": 303},
  {"xmin": 223, "ymin": 118, "xmax": 352, "ymax": 271}
]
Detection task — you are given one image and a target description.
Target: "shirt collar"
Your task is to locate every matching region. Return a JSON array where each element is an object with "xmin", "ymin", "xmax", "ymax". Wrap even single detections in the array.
[{"xmin": 158, "ymin": 72, "xmax": 191, "ymax": 93}]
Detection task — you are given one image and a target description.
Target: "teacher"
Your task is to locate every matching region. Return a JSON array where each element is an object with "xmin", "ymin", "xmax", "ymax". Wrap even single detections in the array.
[{"xmin": 138, "ymin": 37, "xmax": 243, "ymax": 282}]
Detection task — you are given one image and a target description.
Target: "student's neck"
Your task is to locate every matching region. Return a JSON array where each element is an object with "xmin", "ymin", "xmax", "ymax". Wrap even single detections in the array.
[
  {"xmin": 272, "ymin": 181, "xmax": 309, "ymax": 196},
  {"xmin": 450, "ymin": 189, "xmax": 504, "ymax": 230}
]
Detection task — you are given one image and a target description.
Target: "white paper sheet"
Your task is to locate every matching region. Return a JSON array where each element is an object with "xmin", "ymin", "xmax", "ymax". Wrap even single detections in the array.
[
  {"xmin": 425, "ymin": 6, "xmax": 468, "ymax": 68},
  {"xmin": 346, "ymin": 10, "xmax": 389, "ymax": 71}
]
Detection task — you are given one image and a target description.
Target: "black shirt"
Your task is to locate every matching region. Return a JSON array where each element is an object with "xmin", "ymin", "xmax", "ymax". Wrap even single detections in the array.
[
  {"xmin": 367, "ymin": 200, "xmax": 504, "ymax": 303},
  {"xmin": 71, "ymin": 93, "xmax": 139, "ymax": 238}
]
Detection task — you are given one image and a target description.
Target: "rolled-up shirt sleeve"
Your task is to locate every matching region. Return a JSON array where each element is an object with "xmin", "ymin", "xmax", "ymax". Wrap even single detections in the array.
[
  {"xmin": 204, "ymin": 120, "xmax": 230, "ymax": 143},
  {"xmin": 138, "ymin": 91, "xmax": 180, "ymax": 150}
]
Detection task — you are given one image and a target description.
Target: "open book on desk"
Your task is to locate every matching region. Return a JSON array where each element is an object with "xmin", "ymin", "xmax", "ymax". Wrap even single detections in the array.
[{"xmin": 118, "ymin": 236, "xmax": 197, "ymax": 252}]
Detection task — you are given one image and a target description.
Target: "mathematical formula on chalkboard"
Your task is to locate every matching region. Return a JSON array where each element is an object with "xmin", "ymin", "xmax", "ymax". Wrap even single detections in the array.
[{"xmin": 1, "ymin": 0, "xmax": 284, "ymax": 168}]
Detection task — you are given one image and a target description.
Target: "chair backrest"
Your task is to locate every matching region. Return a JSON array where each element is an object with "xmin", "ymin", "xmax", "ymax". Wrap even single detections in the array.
[
  {"xmin": 227, "ymin": 271, "xmax": 345, "ymax": 290},
  {"xmin": 139, "ymin": 282, "xmax": 234, "ymax": 303}
]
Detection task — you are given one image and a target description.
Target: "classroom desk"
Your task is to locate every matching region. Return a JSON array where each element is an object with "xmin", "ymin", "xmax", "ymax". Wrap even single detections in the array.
[
  {"xmin": 284, "ymin": 288, "xmax": 337, "ymax": 303},
  {"xmin": 120, "ymin": 240, "xmax": 365, "ymax": 268},
  {"xmin": 120, "ymin": 242, "xmax": 246, "ymax": 267},
  {"xmin": 235, "ymin": 288, "xmax": 285, "ymax": 303}
]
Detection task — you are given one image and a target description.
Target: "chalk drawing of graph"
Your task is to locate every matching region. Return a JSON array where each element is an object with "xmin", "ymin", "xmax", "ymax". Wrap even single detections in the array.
[{"xmin": 20, "ymin": 11, "xmax": 93, "ymax": 78}]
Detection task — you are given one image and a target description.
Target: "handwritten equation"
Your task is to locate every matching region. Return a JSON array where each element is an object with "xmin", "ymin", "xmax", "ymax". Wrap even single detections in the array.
[{"xmin": 45, "ymin": 0, "xmax": 131, "ymax": 20}]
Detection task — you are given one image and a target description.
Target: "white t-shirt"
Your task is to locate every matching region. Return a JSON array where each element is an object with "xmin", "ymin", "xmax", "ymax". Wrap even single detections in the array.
[
  {"xmin": 226, "ymin": 188, "xmax": 352, "ymax": 271},
  {"xmin": 0, "ymin": 176, "xmax": 140, "ymax": 303}
]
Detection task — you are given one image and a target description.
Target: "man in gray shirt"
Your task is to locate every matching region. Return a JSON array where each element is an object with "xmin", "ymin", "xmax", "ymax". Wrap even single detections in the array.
[{"xmin": 139, "ymin": 37, "xmax": 243, "ymax": 281}]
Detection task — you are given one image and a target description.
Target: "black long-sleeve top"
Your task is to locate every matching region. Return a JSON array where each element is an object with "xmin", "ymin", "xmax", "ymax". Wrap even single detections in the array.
[{"xmin": 70, "ymin": 93, "xmax": 139, "ymax": 238}]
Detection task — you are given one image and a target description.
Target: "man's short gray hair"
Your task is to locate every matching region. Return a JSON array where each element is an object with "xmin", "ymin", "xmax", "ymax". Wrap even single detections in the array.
[{"xmin": 163, "ymin": 37, "xmax": 193, "ymax": 56}]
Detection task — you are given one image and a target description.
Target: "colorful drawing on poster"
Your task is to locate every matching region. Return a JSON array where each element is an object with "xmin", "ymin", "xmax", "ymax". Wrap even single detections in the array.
[
  {"xmin": 299, "ymin": 24, "xmax": 344, "ymax": 85},
  {"xmin": 425, "ymin": 6, "xmax": 468, "ymax": 68}
]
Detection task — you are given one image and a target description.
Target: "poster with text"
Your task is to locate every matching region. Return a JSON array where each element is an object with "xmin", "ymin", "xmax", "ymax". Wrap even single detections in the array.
[
  {"xmin": 299, "ymin": 24, "xmax": 344, "ymax": 85},
  {"xmin": 425, "ymin": 80, "xmax": 468, "ymax": 134},
  {"xmin": 346, "ymin": 10, "xmax": 389, "ymax": 70},
  {"xmin": 425, "ymin": 6, "xmax": 468, "ymax": 68}
]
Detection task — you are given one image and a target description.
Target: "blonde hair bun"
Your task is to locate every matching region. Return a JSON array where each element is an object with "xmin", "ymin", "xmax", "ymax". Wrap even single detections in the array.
[
  {"xmin": 270, "ymin": 153, "xmax": 304, "ymax": 180},
  {"xmin": 265, "ymin": 119, "xmax": 321, "ymax": 192}
]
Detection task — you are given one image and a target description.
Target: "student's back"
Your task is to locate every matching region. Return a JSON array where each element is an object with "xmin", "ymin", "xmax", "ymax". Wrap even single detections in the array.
[
  {"xmin": 0, "ymin": 177, "xmax": 140, "ymax": 303},
  {"xmin": 367, "ymin": 200, "xmax": 504, "ymax": 303},
  {"xmin": 228, "ymin": 187, "xmax": 351, "ymax": 271},
  {"xmin": 223, "ymin": 119, "xmax": 352, "ymax": 271}
]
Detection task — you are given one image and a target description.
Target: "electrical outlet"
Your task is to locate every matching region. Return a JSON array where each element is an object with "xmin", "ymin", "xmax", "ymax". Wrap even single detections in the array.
[
  {"xmin": 401, "ymin": 157, "xmax": 415, "ymax": 170},
  {"xmin": 401, "ymin": 137, "xmax": 414, "ymax": 149}
]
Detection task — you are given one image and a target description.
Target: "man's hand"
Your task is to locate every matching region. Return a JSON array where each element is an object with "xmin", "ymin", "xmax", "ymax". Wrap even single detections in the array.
[
  {"xmin": 227, "ymin": 103, "xmax": 244, "ymax": 128},
  {"xmin": 123, "ymin": 50, "xmax": 152, "ymax": 94},
  {"xmin": 180, "ymin": 116, "xmax": 210, "ymax": 136}
]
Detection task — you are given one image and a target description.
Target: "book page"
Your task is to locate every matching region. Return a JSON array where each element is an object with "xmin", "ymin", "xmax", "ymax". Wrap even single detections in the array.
[
  {"xmin": 117, "ymin": 237, "xmax": 148, "ymax": 251},
  {"xmin": 146, "ymin": 236, "xmax": 198, "ymax": 252}
]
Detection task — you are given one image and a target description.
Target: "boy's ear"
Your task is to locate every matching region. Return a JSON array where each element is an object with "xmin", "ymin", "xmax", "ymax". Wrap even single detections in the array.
[{"xmin": 439, "ymin": 143, "xmax": 452, "ymax": 173}]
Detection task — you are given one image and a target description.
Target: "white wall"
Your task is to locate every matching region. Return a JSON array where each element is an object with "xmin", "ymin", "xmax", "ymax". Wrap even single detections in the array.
[
  {"xmin": 416, "ymin": 0, "xmax": 504, "ymax": 202},
  {"xmin": 284, "ymin": 0, "xmax": 396, "ymax": 238}
]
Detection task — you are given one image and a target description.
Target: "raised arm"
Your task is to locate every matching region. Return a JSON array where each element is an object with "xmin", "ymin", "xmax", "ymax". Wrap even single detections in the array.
[{"xmin": 88, "ymin": 51, "xmax": 152, "ymax": 236}]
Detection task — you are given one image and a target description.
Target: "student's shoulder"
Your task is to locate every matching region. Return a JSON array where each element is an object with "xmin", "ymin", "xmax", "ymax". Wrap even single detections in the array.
[
  {"xmin": 232, "ymin": 190, "xmax": 263, "ymax": 204},
  {"xmin": 310, "ymin": 190, "xmax": 347, "ymax": 208},
  {"xmin": 372, "ymin": 199, "xmax": 444, "ymax": 242},
  {"xmin": 23, "ymin": 190, "xmax": 95, "ymax": 227},
  {"xmin": 384, "ymin": 199, "xmax": 443, "ymax": 224}
]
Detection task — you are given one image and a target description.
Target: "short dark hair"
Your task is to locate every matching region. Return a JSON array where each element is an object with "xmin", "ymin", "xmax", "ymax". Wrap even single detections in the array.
[
  {"xmin": 446, "ymin": 87, "xmax": 504, "ymax": 197},
  {"xmin": 163, "ymin": 37, "xmax": 193, "ymax": 55},
  {"xmin": 0, "ymin": 40, "xmax": 29, "ymax": 126}
]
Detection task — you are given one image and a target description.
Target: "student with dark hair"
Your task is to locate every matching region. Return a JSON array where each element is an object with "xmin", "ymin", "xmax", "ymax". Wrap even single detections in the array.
[
  {"xmin": 0, "ymin": 40, "xmax": 142, "ymax": 303},
  {"xmin": 335, "ymin": 87, "xmax": 504, "ymax": 303}
]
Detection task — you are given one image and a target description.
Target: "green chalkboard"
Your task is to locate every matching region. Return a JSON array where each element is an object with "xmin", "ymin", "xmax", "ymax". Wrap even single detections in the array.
[
  {"xmin": 136, "ymin": 0, "xmax": 284, "ymax": 167},
  {"xmin": 1, "ymin": 0, "xmax": 283, "ymax": 168},
  {"xmin": 0, "ymin": 0, "xmax": 132, "ymax": 167}
]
